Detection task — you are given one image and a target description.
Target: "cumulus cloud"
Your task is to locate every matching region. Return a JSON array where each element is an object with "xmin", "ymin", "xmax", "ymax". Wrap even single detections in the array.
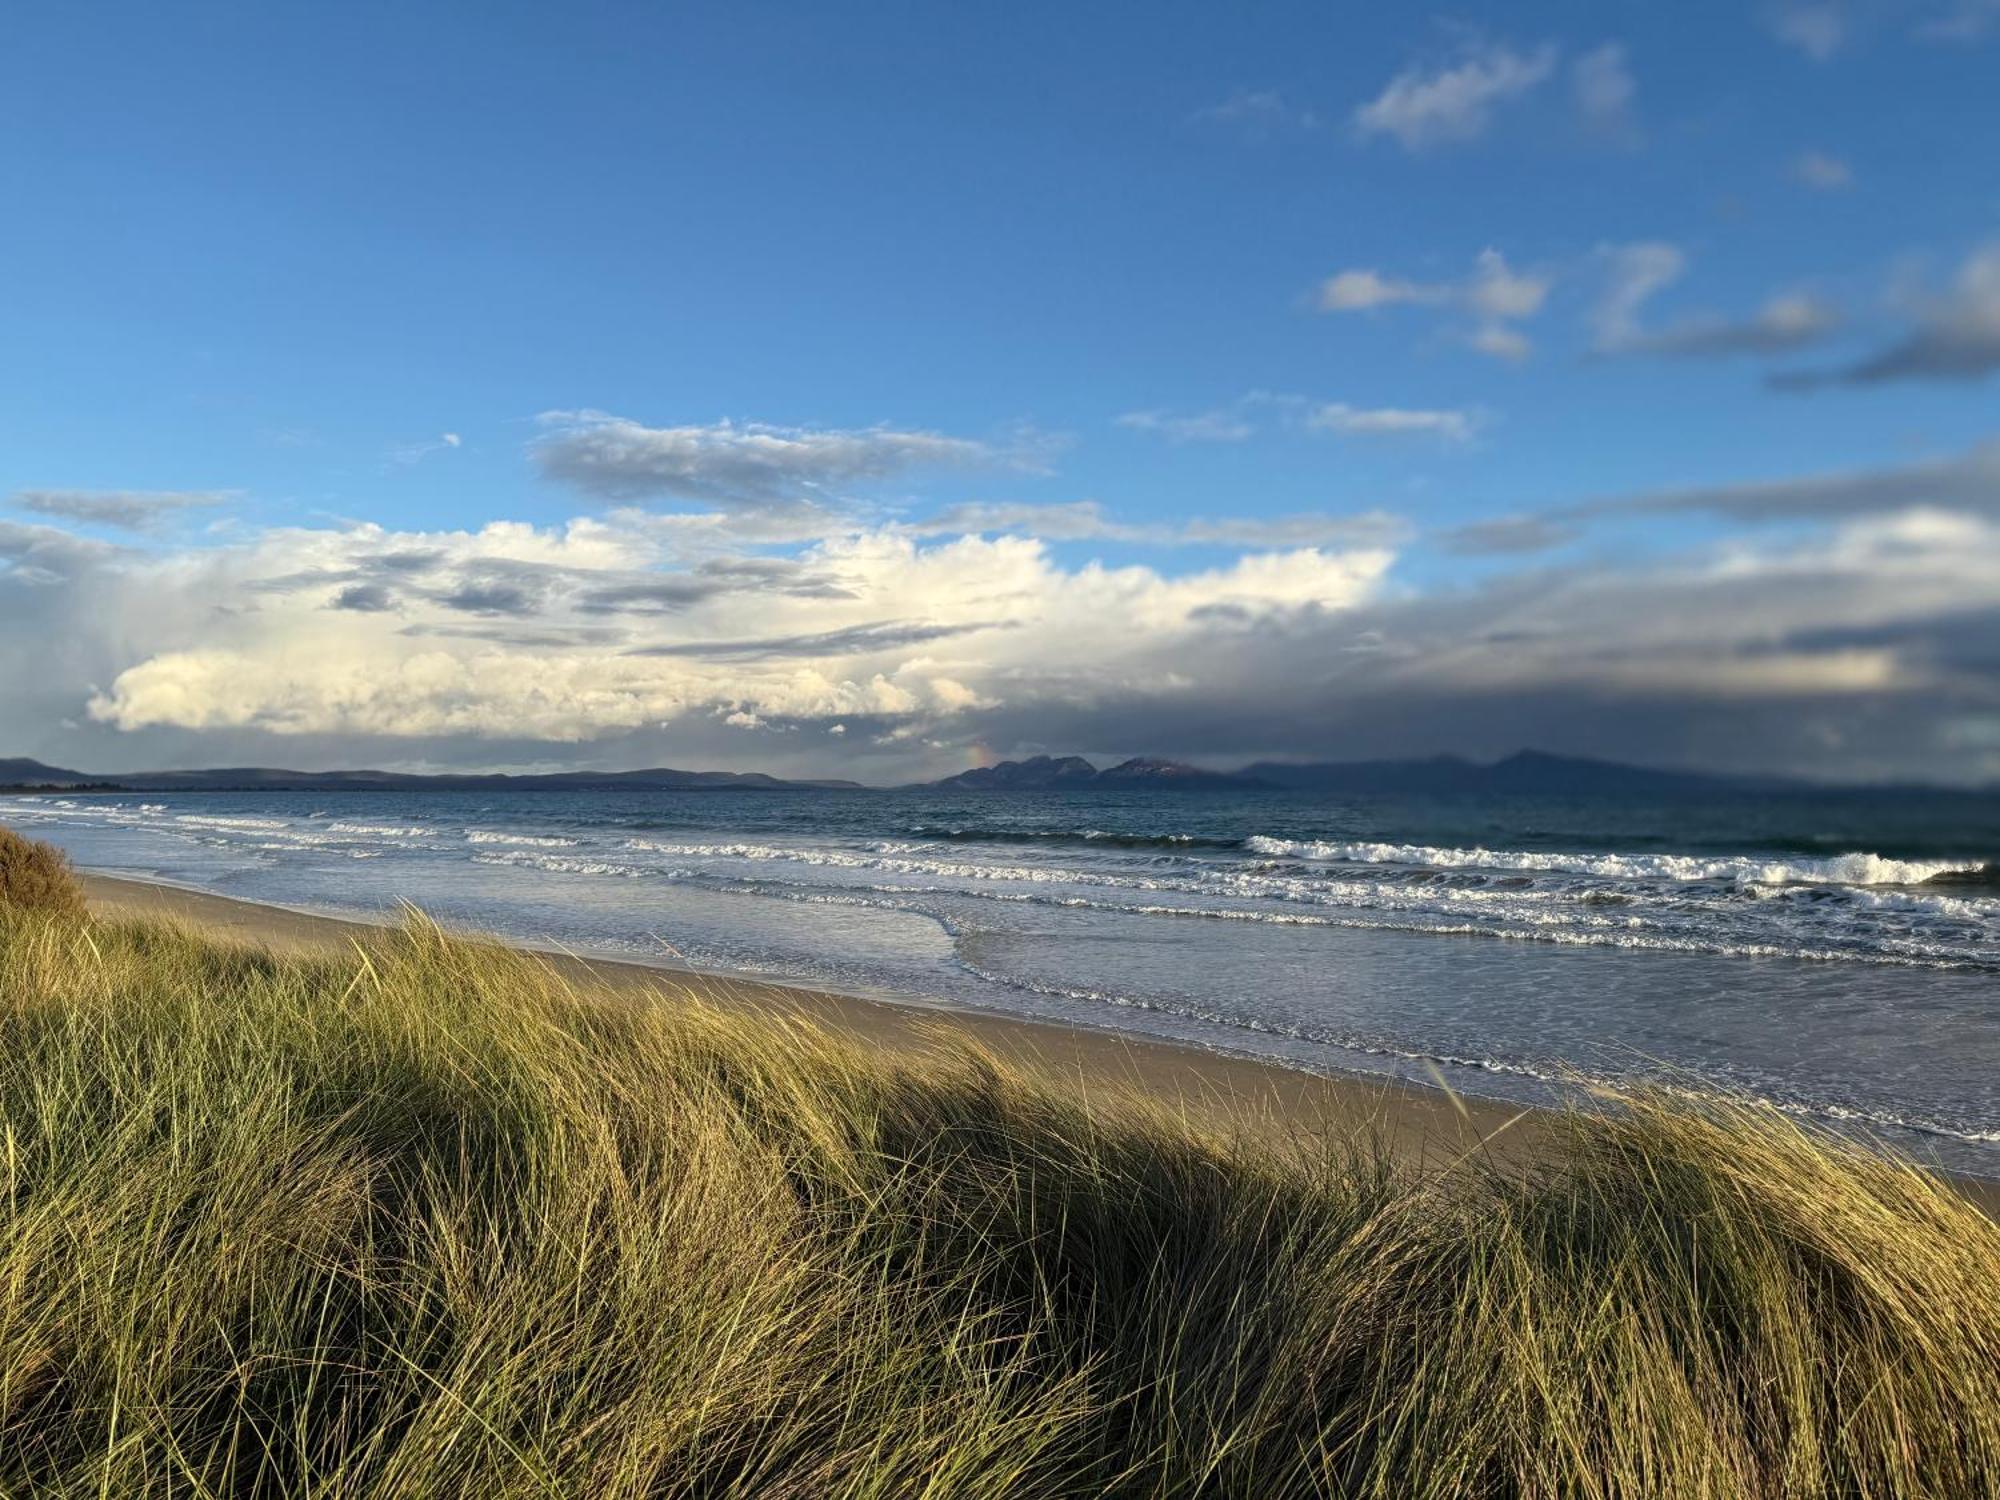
[
  {"xmin": 1774, "ymin": 242, "xmax": 2000, "ymax": 387},
  {"xmin": 4, "ymin": 458, "xmax": 1997, "ymax": 783},
  {"xmin": 1315, "ymin": 269, "xmax": 1444, "ymax": 312},
  {"xmin": 13, "ymin": 489, "xmax": 234, "ymax": 533},
  {"xmin": 40, "ymin": 510, "xmax": 1390, "ymax": 754},
  {"xmin": 532, "ymin": 411, "xmax": 995, "ymax": 509},
  {"xmin": 1319, "ymin": 248, "xmax": 1551, "ymax": 359},
  {"xmin": 1353, "ymin": 40, "xmax": 1557, "ymax": 150}
]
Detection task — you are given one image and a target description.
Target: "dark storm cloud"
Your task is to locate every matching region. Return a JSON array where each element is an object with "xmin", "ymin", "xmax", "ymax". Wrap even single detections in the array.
[
  {"xmin": 330, "ymin": 582, "xmax": 397, "ymax": 612},
  {"xmin": 434, "ymin": 582, "xmax": 543, "ymax": 617}
]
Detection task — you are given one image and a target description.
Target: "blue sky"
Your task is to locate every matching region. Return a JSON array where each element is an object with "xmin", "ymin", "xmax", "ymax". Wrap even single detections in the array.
[{"xmin": 3, "ymin": 1, "xmax": 1999, "ymax": 782}]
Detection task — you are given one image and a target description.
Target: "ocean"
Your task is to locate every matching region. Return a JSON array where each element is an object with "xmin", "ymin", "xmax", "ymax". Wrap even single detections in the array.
[{"xmin": 6, "ymin": 783, "xmax": 1997, "ymax": 1172}]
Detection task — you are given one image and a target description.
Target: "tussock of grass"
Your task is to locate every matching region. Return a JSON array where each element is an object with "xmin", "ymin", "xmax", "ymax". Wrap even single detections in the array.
[
  {"xmin": 0, "ymin": 904, "xmax": 1994, "ymax": 1497},
  {"xmin": 0, "ymin": 825, "xmax": 84, "ymax": 919}
]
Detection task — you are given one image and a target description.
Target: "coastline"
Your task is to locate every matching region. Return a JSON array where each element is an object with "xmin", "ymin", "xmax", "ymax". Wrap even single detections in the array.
[
  {"xmin": 76, "ymin": 870, "xmax": 2000, "ymax": 1214},
  {"xmin": 80, "ymin": 870, "xmax": 1547, "ymax": 1169}
]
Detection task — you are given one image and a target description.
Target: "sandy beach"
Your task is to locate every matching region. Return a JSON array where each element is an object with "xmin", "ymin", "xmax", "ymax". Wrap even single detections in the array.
[
  {"xmin": 80, "ymin": 870, "xmax": 1557, "ymax": 1169},
  {"xmin": 70, "ymin": 870, "xmax": 2000, "ymax": 1219}
]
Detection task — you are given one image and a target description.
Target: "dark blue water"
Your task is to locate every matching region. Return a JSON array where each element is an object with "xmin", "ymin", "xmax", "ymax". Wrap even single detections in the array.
[{"xmin": 8, "ymin": 785, "xmax": 1998, "ymax": 1171}]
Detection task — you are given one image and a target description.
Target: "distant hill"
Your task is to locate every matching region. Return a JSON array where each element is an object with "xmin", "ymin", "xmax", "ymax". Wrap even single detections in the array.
[
  {"xmin": 919, "ymin": 756, "xmax": 1264, "ymax": 792},
  {"xmin": 1, "ymin": 749, "xmax": 1977, "ymax": 798},
  {"xmin": 1235, "ymin": 750, "xmax": 1794, "ymax": 797},
  {"xmin": 918, "ymin": 750, "xmax": 1833, "ymax": 796},
  {"xmin": 0, "ymin": 759, "xmax": 862, "ymax": 793},
  {"xmin": 0, "ymin": 759, "xmax": 115, "ymax": 789}
]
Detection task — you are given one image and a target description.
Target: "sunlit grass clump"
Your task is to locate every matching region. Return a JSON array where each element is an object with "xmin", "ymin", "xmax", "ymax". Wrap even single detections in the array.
[
  {"xmin": 0, "ymin": 823, "xmax": 84, "ymax": 920},
  {"xmin": 0, "ymin": 889, "xmax": 1995, "ymax": 1494}
]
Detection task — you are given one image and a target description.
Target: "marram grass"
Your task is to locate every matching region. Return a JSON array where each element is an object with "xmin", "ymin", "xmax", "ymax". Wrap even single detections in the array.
[{"xmin": 0, "ymin": 906, "xmax": 1994, "ymax": 1497}]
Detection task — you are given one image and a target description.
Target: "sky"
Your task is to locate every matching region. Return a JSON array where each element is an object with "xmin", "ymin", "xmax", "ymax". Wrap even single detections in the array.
[{"xmin": 2, "ymin": 1, "xmax": 1998, "ymax": 785}]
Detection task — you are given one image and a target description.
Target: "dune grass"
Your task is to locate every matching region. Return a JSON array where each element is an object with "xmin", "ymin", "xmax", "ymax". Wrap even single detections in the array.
[
  {"xmin": 0, "ymin": 824, "xmax": 85, "ymax": 921},
  {"xmin": 0, "ymin": 896, "xmax": 1995, "ymax": 1496}
]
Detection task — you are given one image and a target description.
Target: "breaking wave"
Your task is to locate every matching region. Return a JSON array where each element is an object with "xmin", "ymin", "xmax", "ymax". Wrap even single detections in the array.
[{"xmin": 1242, "ymin": 838, "xmax": 1989, "ymax": 888}]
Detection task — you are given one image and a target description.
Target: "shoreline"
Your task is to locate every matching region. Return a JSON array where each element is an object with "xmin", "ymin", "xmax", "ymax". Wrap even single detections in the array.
[
  {"xmin": 75, "ymin": 870, "xmax": 2000, "ymax": 1212},
  {"xmin": 78, "ymin": 871, "xmax": 1550, "ymax": 1168}
]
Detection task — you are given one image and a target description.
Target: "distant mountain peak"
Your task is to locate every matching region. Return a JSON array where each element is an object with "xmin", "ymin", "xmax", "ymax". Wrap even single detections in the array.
[{"xmin": 918, "ymin": 755, "xmax": 1263, "ymax": 792}]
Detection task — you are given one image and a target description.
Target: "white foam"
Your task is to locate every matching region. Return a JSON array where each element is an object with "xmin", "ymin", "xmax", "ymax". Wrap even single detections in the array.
[
  {"xmin": 466, "ymin": 830, "xmax": 581, "ymax": 847},
  {"xmin": 1243, "ymin": 837, "xmax": 1984, "ymax": 888},
  {"xmin": 326, "ymin": 821, "xmax": 429, "ymax": 838}
]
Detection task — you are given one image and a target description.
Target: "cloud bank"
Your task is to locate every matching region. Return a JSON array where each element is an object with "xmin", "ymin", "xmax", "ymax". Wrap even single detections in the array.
[{"xmin": 5, "ymin": 455, "xmax": 1998, "ymax": 783}]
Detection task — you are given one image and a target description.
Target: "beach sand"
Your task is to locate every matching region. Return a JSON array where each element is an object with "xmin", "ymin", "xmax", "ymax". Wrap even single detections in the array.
[
  {"xmin": 81, "ymin": 870, "xmax": 1555, "ymax": 1170},
  {"xmin": 77, "ymin": 872, "xmax": 2000, "ymax": 1215}
]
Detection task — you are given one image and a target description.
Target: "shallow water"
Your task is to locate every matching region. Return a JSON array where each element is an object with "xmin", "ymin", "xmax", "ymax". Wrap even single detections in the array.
[{"xmin": 7, "ymin": 784, "xmax": 1998, "ymax": 1172}]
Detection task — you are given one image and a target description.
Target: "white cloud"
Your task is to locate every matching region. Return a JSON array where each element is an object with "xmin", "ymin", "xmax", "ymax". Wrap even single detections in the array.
[
  {"xmin": 1572, "ymin": 44, "xmax": 1637, "ymax": 135},
  {"xmin": 1769, "ymin": 3, "xmax": 1846, "ymax": 59},
  {"xmin": 389, "ymin": 433, "xmax": 467, "ymax": 467},
  {"xmin": 1115, "ymin": 407, "xmax": 1256, "ymax": 443},
  {"xmin": 1192, "ymin": 89, "xmax": 1320, "ymax": 135},
  {"xmin": 1354, "ymin": 40, "xmax": 1558, "ymax": 150},
  {"xmin": 1792, "ymin": 150, "xmax": 1853, "ymax": 189},
  {"xmin": 1464, "ymin": 248, "xmax": 1551, "ymax": 324},
  {"xmin": 1593, "ymin": 244, "xmax": 1842, "ymax": 359},
  {"xmin": 1115, "ymin": 391, "xmax": 1481, "ymax": 446},
  {"xmin": 1628, "ymin": 293, "xmax": 1842, "ymax": 358},
  {"xmin": 1592, "ymin": 241, "xmax": 1688, "ymax": 349},
  {"xmin": 533, "ymin": 412, "xmax": 995, "ymax": 509},
  {"xmin": 10, "ymin": 473, "xmax": 2000, "ymax": 781},
  {"xmin": 1320, "ymin": 248, "xmax": 1551, "ymax": 360},
  {"xmin": 1307, "ymin": 403, "xmax": 1477, "ymax": 441},
  {"xmin": 49, "ymin": 509, "xmax": 1387, "ymax": 747},
  {"xmin": 1315, "ymin": 269, "xmax": 1446, "ymax": 312}
]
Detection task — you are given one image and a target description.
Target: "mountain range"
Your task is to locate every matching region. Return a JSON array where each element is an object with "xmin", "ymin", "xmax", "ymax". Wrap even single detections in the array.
[{"xmin": 0, "ymin": 749, "xmax": 1964, "ymax": 797}]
